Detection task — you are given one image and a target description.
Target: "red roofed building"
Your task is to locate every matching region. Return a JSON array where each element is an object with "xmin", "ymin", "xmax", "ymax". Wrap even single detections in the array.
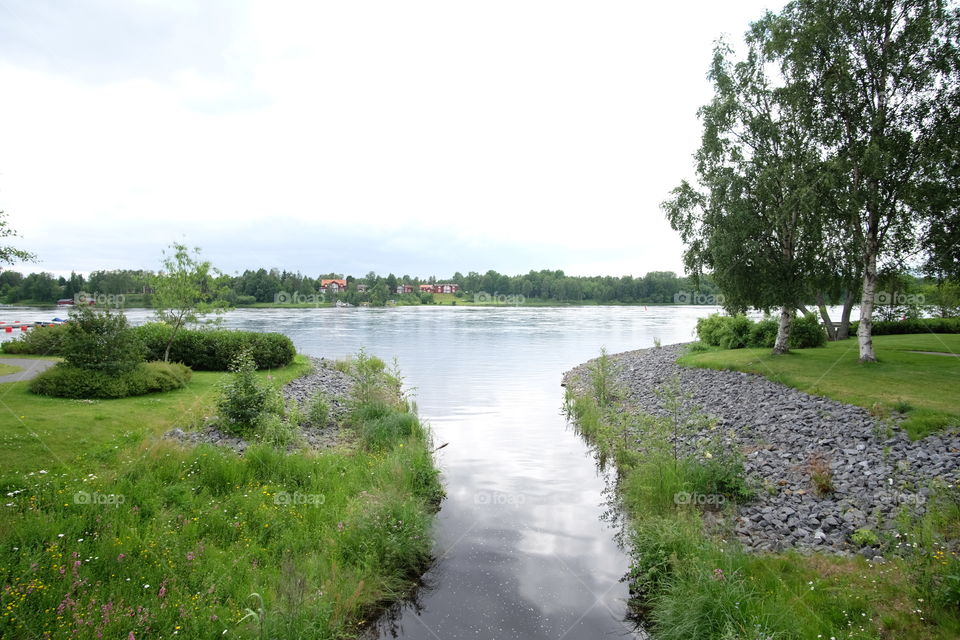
[{"xmin": 321, "ymin": 279, "xmax": 347, "ymax": 292}]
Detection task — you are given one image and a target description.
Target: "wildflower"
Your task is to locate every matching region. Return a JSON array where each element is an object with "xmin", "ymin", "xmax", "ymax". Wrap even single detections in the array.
[{"xmin": 713, "ymin": 568, "xmax": 724, "ymax": 580}]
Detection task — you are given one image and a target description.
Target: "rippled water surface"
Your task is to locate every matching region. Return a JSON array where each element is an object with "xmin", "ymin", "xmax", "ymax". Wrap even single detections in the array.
[{"xmin": 1, "ymin": 304, "xmax": 719, "ymax": 639}]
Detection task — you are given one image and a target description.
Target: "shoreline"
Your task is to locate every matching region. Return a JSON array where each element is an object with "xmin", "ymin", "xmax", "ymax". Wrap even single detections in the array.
[{"xmin": 563, "ymin": 342, "xmax": 960, "ymax": 557}]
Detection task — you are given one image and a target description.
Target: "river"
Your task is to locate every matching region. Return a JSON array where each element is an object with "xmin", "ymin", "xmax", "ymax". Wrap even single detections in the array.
[{"xmin": 1, "ymin": 304, "xmax": 720, "ymax": 638}]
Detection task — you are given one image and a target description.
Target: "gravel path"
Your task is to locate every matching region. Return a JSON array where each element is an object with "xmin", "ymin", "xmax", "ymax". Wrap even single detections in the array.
[
  {"xmin": 167, "ymin": 357, "xmax": 354, "ymax": 453},
  {"xmin": 0, "ymin": 357, "xmax": 58, "ymax": 383},
  {"xmin": 563, "ymin": 343, "xmax": 960, "ymax": 557}
]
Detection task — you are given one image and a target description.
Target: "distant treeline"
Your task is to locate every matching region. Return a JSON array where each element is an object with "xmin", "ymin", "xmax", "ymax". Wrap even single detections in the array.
[
  {"xmin": 0, "ymin": 268, "xmax": 721, "ymax": 306},
  {"xmin": 2, "ymin": 266, "xmax": 954, "ymax": 313}
]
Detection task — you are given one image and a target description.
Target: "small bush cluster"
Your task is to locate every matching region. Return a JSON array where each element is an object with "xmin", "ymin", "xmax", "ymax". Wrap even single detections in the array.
[
  {"xmin": 850, "ymin": 316, "xmax": 960, "ymax": 335},
  {"xmin": 132, "ymin": 323, "xmax": 295, "ymax": 370},
  {"xmin": 30, "ymin": 361, "xmax": 191, "ymax": 399},
  {"xmin": 696, "ymin": 313, "xmax": 826, "ymax": 350},
  {"xmin": 216, "ymin": 350, "xmax": 284, "ymax": 437},
  {"xmin": 1, "ymin": 323, "xmax": 68, "ymax": 355}
]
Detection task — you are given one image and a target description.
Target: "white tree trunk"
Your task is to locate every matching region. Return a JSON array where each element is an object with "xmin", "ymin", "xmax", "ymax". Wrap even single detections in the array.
[
  {"xmin": 858, "ymin": 248, "xmax": 878, "ymax": 362},
  {"xmin": 816, "ymin": 292, "xmax": 836, "ymax": 341},
  {"xmin": 773, "ymin": 305, "xmax": 792, "ymax": 355}
]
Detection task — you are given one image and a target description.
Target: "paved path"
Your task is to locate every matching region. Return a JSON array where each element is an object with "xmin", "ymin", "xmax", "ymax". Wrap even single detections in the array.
[{"xmin": 0, "ymin": 358, "xmax": 58, "ymax": 382}]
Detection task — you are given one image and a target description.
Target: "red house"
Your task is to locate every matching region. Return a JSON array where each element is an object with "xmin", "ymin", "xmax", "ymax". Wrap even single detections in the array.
[
  {"xmin": 419, "ymin": 284, "xmax": 434, "ymax": 292},
  {"xmin": 321, "ymin": 279, "xmax": 347, "ymax": 292},
  {"xmin": 434, "ymin": 283, "xmax": 459, "ymax": 294},
  {"xmin": 396, "ymin": 284, "xmax": 414, "ymax": 294}
]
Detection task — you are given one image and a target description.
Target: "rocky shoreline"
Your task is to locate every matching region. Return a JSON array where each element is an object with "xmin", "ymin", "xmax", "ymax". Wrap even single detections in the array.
[
  {"xmin": 166, "ymin": 357, "xmax": 353, "ymax": 453},
  {"xmin": 563, "ymin": 343, "xmax": 960, "ymax": 558}
]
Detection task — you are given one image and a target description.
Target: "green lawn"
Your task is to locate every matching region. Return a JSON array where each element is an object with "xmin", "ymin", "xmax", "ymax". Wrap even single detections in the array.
[
  {"xmin": 0, "ymin": 354, "xmax": 441, "ymax": 639},
  {"xmin": 0, "ymin": 356, "xmax": 311, "ymax": 476},
  {"xmin": 678, "ymin": 334, "xmax": 960, "ymax": 438},
  {"xmin": 0, "ymin": 362, "xmax": 21, "ymax": 376}
]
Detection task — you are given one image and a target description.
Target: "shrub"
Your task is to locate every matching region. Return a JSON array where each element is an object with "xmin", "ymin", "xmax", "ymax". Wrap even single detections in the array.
[
  {"xmin": 718, "ymin": 315, "xmax": 753, "ymax": 349},
  {"xmin": 695, "ymin": 314, "xmax": 729, "ymax": 347},
  {"xmin": 849, "ymin": 316, "xmax": 960, "ymax": 336},
  {"xmin": 307, "ymin": 393, "xmax": 331, "ymax": 427},
  {"xmin": 29, "ymin": 361, "xmax": 191, "ymax": 399},
  {"xmin": 61, "ymin": 306, "xmax": 145, "ymax": 375},
  {"xmin": 1, "ymin": 323, "xmax": 68, "ymax": 355},
  {"xmin": 216, "ymin": 350, "xmax": 276, "ymax": 437},
  {"xmin": 235, "ymin": 295, "xmax": 257, "ymax": 305},
  {"xmin": 789, "ymin": 313, "xmax": 827, "ymax": 348},
  {"xmin": 747, "ymin": 317, "xmax": 778, "ymax": 348},
  {"xmin": 131, "ymin": 324, "xmax": 295, "ymax": 370},
  {"xmin": 697, "ymin": 313, "xmax": 826, "ymax": 350}
]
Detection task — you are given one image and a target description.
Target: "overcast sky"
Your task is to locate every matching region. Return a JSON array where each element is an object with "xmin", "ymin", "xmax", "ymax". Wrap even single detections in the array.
[{"xmin": 0, "ymin": 0, "xmax": 783, "ymax": 279}]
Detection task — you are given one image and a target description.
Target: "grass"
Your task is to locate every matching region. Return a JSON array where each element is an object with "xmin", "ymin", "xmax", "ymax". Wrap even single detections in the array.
[
  {"xmin": 566, "ymin": 349, "xmax": 960, "ymax": 640},
  {"xmin": 0, "ymin": 352, "xmax": 441, "ymax": 639},
  {"xmin": 678, "ymin": 334, "xmax": 960, "ymax": 439},
  {"xmin": 0, "ymin": 356, "xmax": 312, "ymax": 475},
  {"xmin": 0, "ymin": 362, "xmax": 22, "ymax": 376}
]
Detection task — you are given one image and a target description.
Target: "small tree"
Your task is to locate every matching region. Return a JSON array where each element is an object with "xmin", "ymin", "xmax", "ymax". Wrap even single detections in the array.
[
  {"xmin": 62, "ymin": 305, "xmax": 144, "ymax": 376},
  {"xmin": 151, "ymin": 243, "xmax": 230, "ymax": 361}
]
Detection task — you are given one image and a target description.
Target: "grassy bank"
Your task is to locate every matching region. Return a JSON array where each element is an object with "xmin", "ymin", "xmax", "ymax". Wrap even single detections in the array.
[
  {"xmin": 679, "ymin": 334, "xmax": 960, "ymax": 439},
  {"xmin": 566, "ymin": 350, "xmax": 960, "ymax": 640},
  {"xmin": 0, "ymin": 353, "xmax": 442, "ymax": 639},
  {"xmin": 0, "ymin": 356, "xmax": 311, "ymax": 474}
]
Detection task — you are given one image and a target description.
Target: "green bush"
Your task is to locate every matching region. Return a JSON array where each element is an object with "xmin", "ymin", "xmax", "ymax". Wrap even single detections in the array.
[
  {"xmin": 1, "ymin": 323, "xmax": 68, "ymax": 355},
  {"xmin": 61, "ymin": 306, "xmax": 145, "ymax": 375},
  {"xmin": 307, "ymin": 393, "xmax": 331, "ymax": 427},
  {"xmin": 697, "ymin": 313, "xmax": 826, "ymax": 350},
  {"xmin": 789, "ymin": 312, "xmax": 827, "ymax": 348},
  {"xmin": 216, "ymin": 350, "xmax": 277, "ymax": 436},
  {"xmin": 747, "ymin": 317, "xmax": 778, "ymax": 348},
  {"xmin": 849, "ymin": 316, "xmax": 960, "ymax": 336},
  {"xmin": 131, "ymin": 323, "xmax": 295, "ymax": 370},
  {"xmin": 716, "ymin": 315, "xmax": 752, "ymax": 349},
  {"xmin": 29, "ymin": 361, "xmax": 191, "ymax": 399}
]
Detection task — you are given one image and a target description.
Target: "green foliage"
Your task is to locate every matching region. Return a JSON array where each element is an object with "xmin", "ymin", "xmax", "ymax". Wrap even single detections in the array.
[
  {"xmin": 789, "ymin": 313, "xmax": 827, "ymax": 348},
  {"xmin": 360, "ymin": 411, "xmax": 423, "ymax": 452},
  {"xmin": 697, "ymin": 313, "xmax": 826, "ymax": 350},
  {"xmin": 151, "ymin": 242, "xmax": 231, "ymax": 361},
  {"xmin": 588, "ymin": 347, "xmax": 618, "ymax": 407},
  {"xmin": 29, "ymin": 361, "xmax": 191, "ymax": 399},
  {"xmin": 131, "ymin": 323, "xmax": 295, "ymax": 370},
  {"xmin": 0, "ymin": 210, "xmax": 37, "ymax": 264},
  {"xmin": 1, "ymin": 323, "xmax": 68, "ymax": 355},
  {"xmin": 851, "ymin": 528, "xmax": 880, "ymax": 547},
  {"xmin": 61, "ymin": 305, "xmax": 145, "ymax": 375},
  {"xmin": 217, "ymin": 350, "xmax": 278, "ymax": 437},
  {"xmin": 850, "ymin": 317, "xmax": 960, "ymax": 336},
  {"xmin": 306, "ymin": 393, "xmax": 331, "ymax": 428}
]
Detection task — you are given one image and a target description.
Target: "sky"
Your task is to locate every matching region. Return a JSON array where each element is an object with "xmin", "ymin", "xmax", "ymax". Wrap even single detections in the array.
[{"xmin": 0, "ymin": 0, "xmax": 784, "ymax": 280}]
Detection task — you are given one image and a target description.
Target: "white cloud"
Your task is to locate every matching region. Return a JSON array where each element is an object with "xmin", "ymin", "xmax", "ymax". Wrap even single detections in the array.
[{"xmin": 0, "ymin": 0, "xmax": 784, "ymax": 278}]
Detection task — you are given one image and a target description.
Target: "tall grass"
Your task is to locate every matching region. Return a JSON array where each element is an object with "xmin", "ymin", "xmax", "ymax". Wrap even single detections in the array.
[
  {"xmin": 0, "ymin": 350, "xmax": 442, "ymax": 639},
  {"xmin": 567, "ymin": 348, "xmax": 960, "ymax": 640}
]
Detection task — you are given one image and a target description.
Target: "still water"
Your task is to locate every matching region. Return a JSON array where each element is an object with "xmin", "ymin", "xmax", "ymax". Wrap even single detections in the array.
[{"xmin": 0, "ymin": 304, "xmax": 717, "ymax": 639}]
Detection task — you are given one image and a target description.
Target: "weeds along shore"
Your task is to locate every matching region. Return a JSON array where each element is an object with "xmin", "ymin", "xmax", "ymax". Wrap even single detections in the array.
[
  {"xmin": 0, "ymin": 350, "xmax": 443, "ymax": 640},
  {"xmin": 563, "ymin": 344, "xmax": 960, "ymax": 640}
]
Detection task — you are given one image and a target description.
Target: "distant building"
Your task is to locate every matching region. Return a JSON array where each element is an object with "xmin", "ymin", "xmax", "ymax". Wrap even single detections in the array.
[
  {"xmin": 434, "ymin": 283, "xmax": 459, "ymax": 294},
  {"xmin": 419, "ymin": 284, "xmax": 434, "ymax": 292},
  {"xmin": 356, "ymin": 284, "xmax": 368, "ymax": 292},
  {"xmin": 396, "ymin": 284, "xmax": 414, "ymax": 294},
  {"xmin": 321, "ymin": 278, "xmax": 347, "ymax": 292}
]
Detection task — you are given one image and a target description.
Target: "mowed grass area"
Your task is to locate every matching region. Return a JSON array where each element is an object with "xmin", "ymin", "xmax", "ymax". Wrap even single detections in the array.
[
  {"xmin": 0, "ymin": 353, "xmax": 442, "ymax": 639},
  {"xmin": 0, "ymin": 356, "xmax": 312, "ymax": 475},
  {"xmin": 678, "ymin": 334, "xmax": 960, "ymax": 438},
  {"xmin": 0, "ymin": 361, "xmax": 22, "ymax": 376}
]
